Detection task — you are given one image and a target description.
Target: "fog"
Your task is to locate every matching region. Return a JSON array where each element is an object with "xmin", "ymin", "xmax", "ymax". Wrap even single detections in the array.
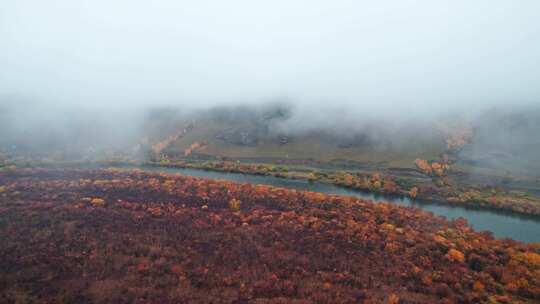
[
  {"xmin": 2, "ymin": 1, "xmax": 539, "ymax": 111},
  {"xmin": 1, "ymin": 1, "xmax": 540, "ymax": 169}
]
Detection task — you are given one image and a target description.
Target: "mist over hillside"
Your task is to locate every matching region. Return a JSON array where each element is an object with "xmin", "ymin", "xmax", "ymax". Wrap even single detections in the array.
[
  {"xmin": 1, "ymin": 98, "xmax": 539, "ymax": 180},
  {"xmin": 458, "ymin": 105, "xmax": 540, "ymax": 176},
  {"xmin": 1, "ymin": 1, "xmax": 539, "ymax": 175}
]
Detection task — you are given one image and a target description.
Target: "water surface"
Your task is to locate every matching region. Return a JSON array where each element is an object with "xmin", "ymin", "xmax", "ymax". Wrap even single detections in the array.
[{"xmin": 139, "ymin": 166, "xmax": 540, "ymax": 243}]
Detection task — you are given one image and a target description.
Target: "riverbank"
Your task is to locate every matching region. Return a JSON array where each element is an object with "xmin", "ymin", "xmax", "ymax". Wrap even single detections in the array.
[
  {"xmin": 6, "ymin": 159, "xmax": 540, "ymax": 242},
  {"xmin": 149, "ymin": 159, "xmax": 540, "ymax": 217},
  {"xmin": 4, "ymin": 157, "xmax": 540, "ymax": 218}
]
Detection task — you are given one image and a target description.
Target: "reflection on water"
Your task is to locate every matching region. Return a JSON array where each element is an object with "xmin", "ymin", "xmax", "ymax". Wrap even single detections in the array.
[{"xmin": 144, "ymin": 166, "xmax": 540, "ymax": 243}]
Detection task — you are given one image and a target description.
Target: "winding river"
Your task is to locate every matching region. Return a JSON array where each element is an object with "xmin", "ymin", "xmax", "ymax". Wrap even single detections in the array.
[{"xmin": 137, "ymin": 166, "xmax": 540, "ymax": 243}]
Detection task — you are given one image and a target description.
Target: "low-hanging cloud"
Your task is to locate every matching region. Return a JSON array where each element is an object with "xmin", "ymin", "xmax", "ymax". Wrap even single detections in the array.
[
  {"xmin": 1, "ymin": 0, "xmax": 539, "ymax": 115},
  {"xmin": 1, "ymin": 1, "xmax": 540, "ymax": 169}
]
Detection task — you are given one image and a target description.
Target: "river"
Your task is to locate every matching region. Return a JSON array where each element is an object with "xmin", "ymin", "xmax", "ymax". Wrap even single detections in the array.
[{"xmin": 131, "ymin": 166, "xmax": 540, "ymax": 243}]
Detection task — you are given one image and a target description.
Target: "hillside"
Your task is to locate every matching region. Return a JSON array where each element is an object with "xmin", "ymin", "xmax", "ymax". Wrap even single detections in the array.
[{"xmin": 1, "ymin": 168, "xmax": 539, "ymax": 303}]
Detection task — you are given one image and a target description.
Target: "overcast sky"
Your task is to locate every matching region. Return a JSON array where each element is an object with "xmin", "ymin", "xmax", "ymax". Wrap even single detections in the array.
[{"xmin": 1, "ymin": 1, "xmax": 539, "ymax": 114}]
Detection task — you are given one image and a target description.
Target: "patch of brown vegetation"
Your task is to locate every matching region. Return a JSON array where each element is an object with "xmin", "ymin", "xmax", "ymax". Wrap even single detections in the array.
[{"xmin": 0, "ymin": 168, "xmax": 539, "ymax": 303}]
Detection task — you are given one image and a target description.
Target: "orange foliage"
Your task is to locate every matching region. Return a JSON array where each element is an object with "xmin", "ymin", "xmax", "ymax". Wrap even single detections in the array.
[
  {"xmin": 147, "ymin": 206, "xmax": 164, "ymax": 217},
  {"xmin": 151, "ymin": 123, "xmax": 194, "ymax": 156},
  {"xmin": 387, "ymin": 293, "xmax": 400, "ymax": 304},
  {"xmin": 473, "ymin": 281, "xmax": 485, "ymax": 292},
  {"xmin": 90, "ymin": 198, "xmax": 105, "ymax": 207},
  {"xmin": 409, "ymin": 187, "xmax": 418, "ymax": 199},
  {"xmin": 184, "ymin": 141, "xmax": 208, "ymax": 157},
  {"xmin": 415, "ymin": 159, "xmax": 432, "ymax": 175},
  {"xmin": 382, "ymin": 179, "xmax": 399, "ymax": 193},
  {"xmin": 415, "ymin": 159, "xmax": 450, "ymax": 177},
  {"xmin": 152, "ymin": 131, "xmax": 184, "ymax": 155},
  {"xmin": 228, "ymin": 198, "xmax": 241, "ymax": 211},
  {"xmin": 518, "ymin": 252, "xmax": 540, "ymax": 267},
  {"xmin": 341, "ymin": 174, "xmax": 355, "ymax": 187},
  {"xmin": 446, "ymin": 249, "xmax": 465, "ymax": 263},
  {"xmin": 2, "ymin": 168, "xmax": 539, "ymax": 303}
]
